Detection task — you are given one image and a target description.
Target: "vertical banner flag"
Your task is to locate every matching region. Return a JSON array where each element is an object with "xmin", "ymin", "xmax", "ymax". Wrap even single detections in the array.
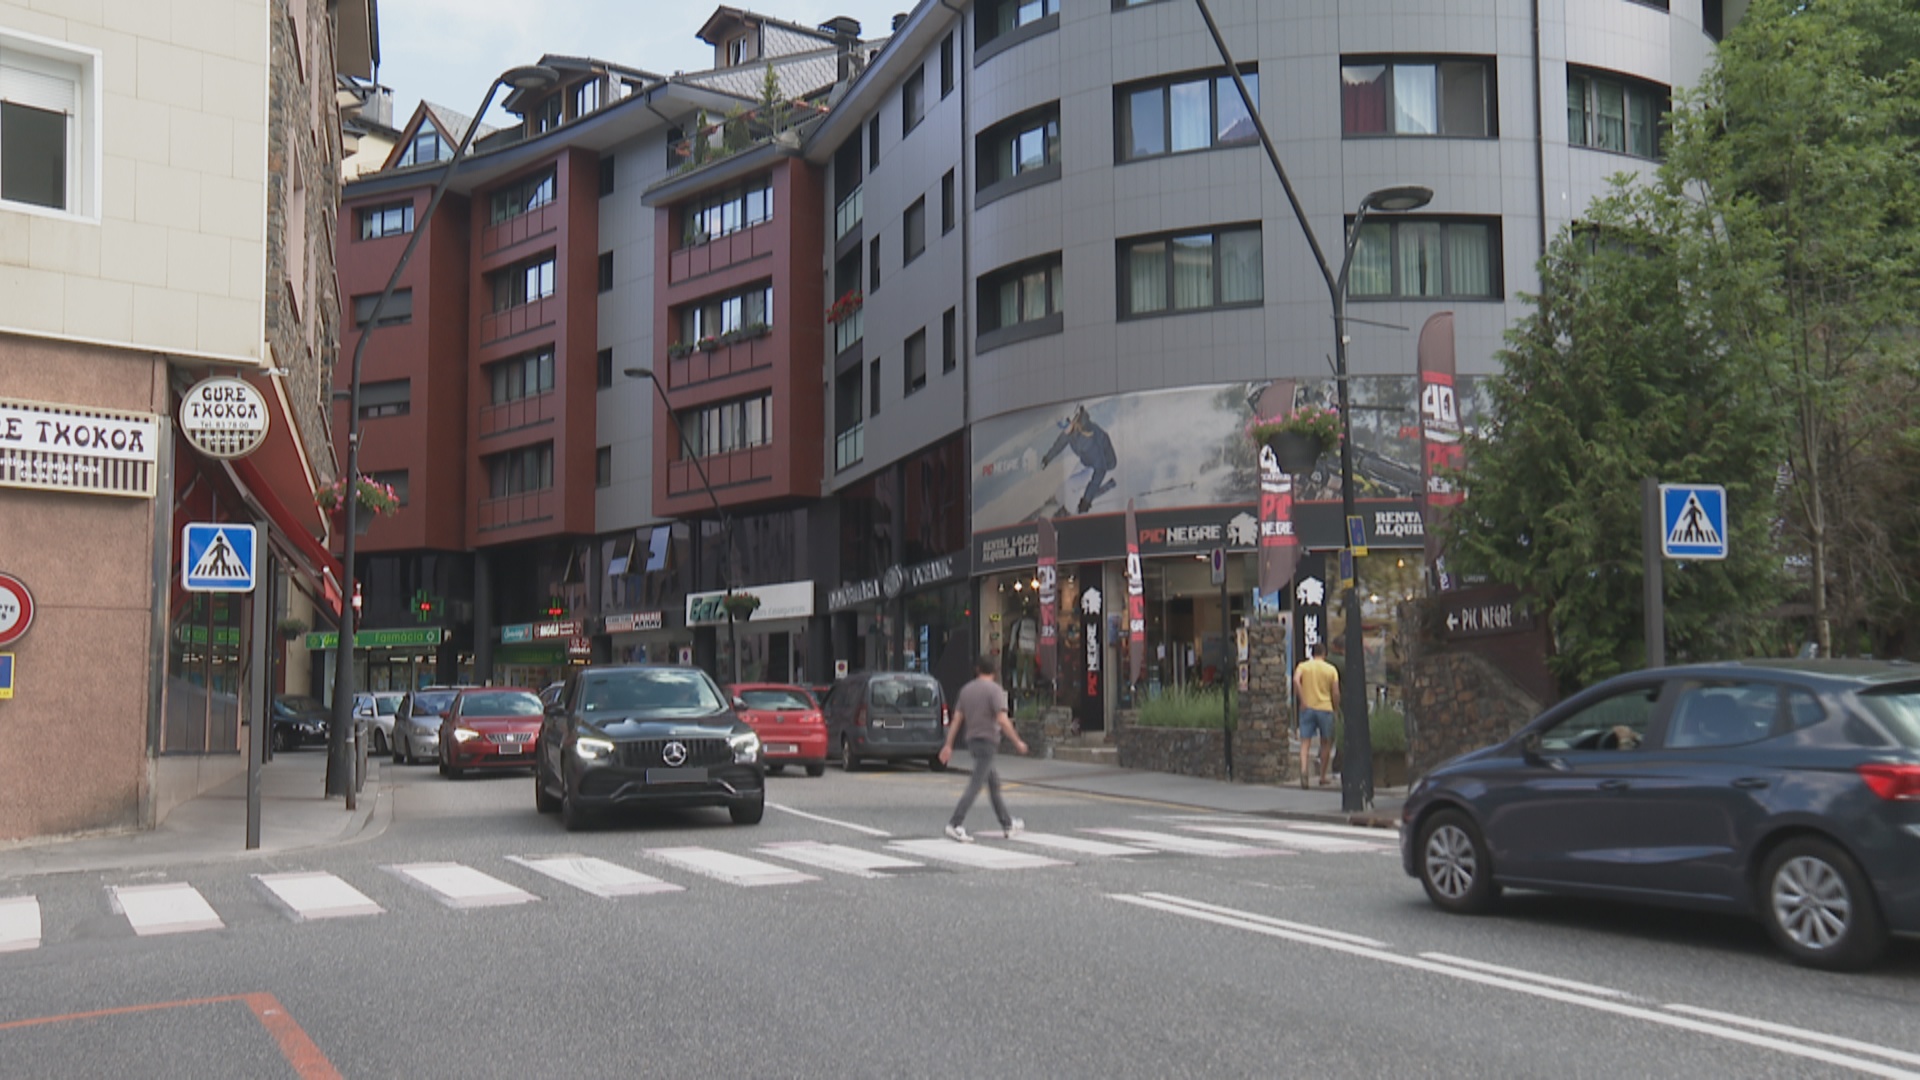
[
  {"xmin": 1036, "ymin": 516, "xmax": 1059, "ymax": 688},
  {"xmin": 1417, "ymin": 313, "xmax": 1463, "ymax": 591},
  {"xmin": 1125, "ymin": 499, "xmax": 1146, "ymax": 686},
  {"xmin": 1256, "ymin": 379, "xmax": 1301, "ymax": 597}
]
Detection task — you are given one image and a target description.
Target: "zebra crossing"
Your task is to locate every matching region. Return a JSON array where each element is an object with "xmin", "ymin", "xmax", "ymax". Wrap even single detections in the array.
[{"xmin": 0, "ymin": 821, "xmax": 1394, "ymax": 954}]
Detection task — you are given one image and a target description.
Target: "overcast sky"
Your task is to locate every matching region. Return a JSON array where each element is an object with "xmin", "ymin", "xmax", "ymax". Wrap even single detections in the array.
[{"xmin": 377, "ymin": 0, "xmax": 917, "ymax": 127}]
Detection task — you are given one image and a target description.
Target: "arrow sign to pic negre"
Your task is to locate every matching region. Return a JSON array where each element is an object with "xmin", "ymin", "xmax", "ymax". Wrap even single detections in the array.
[
  {"xmin": 182, "ymin": 523, "xmax": 258, "ymax": 592},
  {"xmin": 1660, "ymin": 484, "xmax": 1728, "ymax": 560}
]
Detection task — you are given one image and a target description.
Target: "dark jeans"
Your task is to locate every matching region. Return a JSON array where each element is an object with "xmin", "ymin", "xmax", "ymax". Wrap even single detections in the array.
[{"xmin": 949, "ymin": 737, "xmax": 1012, "ymax": 829}]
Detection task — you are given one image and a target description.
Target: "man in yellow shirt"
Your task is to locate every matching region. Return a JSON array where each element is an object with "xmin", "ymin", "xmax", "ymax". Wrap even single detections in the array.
[{"xmin": 1292, "ymin": 643, "xmax": 1340, "ymax": 789}]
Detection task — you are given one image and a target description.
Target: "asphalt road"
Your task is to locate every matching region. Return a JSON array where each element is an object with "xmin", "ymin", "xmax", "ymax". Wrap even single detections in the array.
[{"xmin": 3, "ymin": 762, "xmax": 1918, "ymax": 1078}]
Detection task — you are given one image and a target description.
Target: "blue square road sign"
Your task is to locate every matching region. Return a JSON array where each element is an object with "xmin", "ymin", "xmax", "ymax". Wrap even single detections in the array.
[
  {"xmin": 1660, "ymin": 484, "xmax": 1728, "ymax": 560},
  {"xmin": 182, "ymin": 523, "xmax": 258, "ymax": 592}
]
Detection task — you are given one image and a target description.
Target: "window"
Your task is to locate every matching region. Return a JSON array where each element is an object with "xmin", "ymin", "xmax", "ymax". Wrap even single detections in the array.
[
  {"xmin": 728, "ymin": 36, "xmax": 748, "ymax": 66},
  {"xmin": 1537, "ymin": 682, "xmax": 1660, "ymax": 752},
  {"xmin": 1113, "ymin": 0, "xmax": 1170, "ymax": 7},
  {"xmin": 1665, "ymin": 683, "xmax": 1781, "ymax": 749},
  {"xmin": 486, "ymin": 443, "xmax": 554, "ymax": 498},
  {"xmin": 903, "ymin": 197, "xmax": 926, "ymax": 264},
  {"xmin": 356, "ymin": 202, "xmax": 413, "ymax": 240},
  {"xmin": 942, "ymin": 308, "xmax": 957, "ymax": 372},
  {"xmin": 678, "ymin": 394, "xmax": 772, "ymax": 457},
  {"xmin": 396, "ymin": 125, "xmax": 448, "ymax": 167},
  {"xmin": 369, "ymin": 470, "xmax": 409, "ymax": 506},
  {"xmin": 678, "ymin": 283, "xmax": 773, "ymax": 342},
  {"xmin": 682, "ymin": 178, "xmax": 773, "ymax": 246},
  {"xmin": 940, "ymin": 33, "xmax": 955, "ymax": 97},
  {"xmin": 352, "ymin": 288, "xmax": 412, "ymax": 327},
  {"xmin": 596, "ymin": 348, "xmax": 614, "ymax": 389},
  {"xmin": 869, "ymin": 236, "xmax": 881, "ymax": 292},
  {"xmin": 488, "ymin": 347, "xmax": 555, "ymax": 404},
  {"xmin": 941, "ymin": 169, "xmax": 955, "ymax": 234},
  {"xmin": 598, "ymin": 251, "xmax": 614, "ymax": 292},
  {"xmin": 834, "ymin": 368, "xmax": 863, "ymax": 470},
  {"xmin": 868, "ymin": 116, "xmax": 880, "ymax": 169},
  {"xmin": 1, "ymin": 37, "xmax": 94, "ymax": 214},
  {"xmin": 357, "ymin": 379, "xmax": 411, "ymax": 419},
  {"xmin": 490, "ymin": 169, "xmax": 556, "ymax": 224},
  {"xmin": 977, "ymin": 254, "xmax": 1063, "ymax": 341},
  {"xmin": 1341, "ymin": 57, "xmax": 1496, "ymax": 137},
  {"xmin": 573, "ymin": 79, "xmax": 602, "ymax": 118},
  {"xmin": 1117, "ymin": 69, "xmax": 1257, "ymax": 161},
  {"xmin": 869, "ymin": 358, "xmax": 881, "ymax": 417},
  {"xmin": 599, "ymin": 155, "xmax": 616, "ymax": 197},
  {"xmin": 595, "ymin": 447, "xmax": 612, "ymax": 488},
  {"xmin": 903, "ymin": 66, "xmax": 925, "ymax": 136},
  {"xmin": 491, "ymin": 255, "xmax": 555, "ymax": 311},
  {"xmin": 904, "ymin": 329, "xmax": 927, "ymax": 394},
  {"xmin": 977, "ymin": 104, "xmax": 1060, "ymax": 192},
  {"xmin": 532, "ymin": 95, "xmax": 562, "ymax": 133},
  {"xmin": 1568, "ymin": 67, "xmax": 1667, "ymax": 158},
  {"xmin": 978, "ymin": 0, "xmax": 1058, "ymax": 51},
  {"xmin": 1348, "ymin": 217, "xmax": 1502, "ymax": 300},
  {"xmin": 1120, "ymin": 225, "xmax": 1263, "ymax": 317}
]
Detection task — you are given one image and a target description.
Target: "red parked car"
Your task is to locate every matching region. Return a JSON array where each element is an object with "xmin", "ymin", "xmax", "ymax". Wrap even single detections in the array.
[
  {"xmin": 438, "ymin": 687, "xmax": 544, "ymax": 778},
  {"xmin": 727, "ymin": 683, "xmax": 828, "ymax": 776}
]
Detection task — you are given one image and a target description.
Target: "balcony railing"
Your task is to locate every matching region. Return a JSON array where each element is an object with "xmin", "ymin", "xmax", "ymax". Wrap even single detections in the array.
[
  {"xmin": 832, "ymin": 307, "xmax": 863, "ymax": 356},
  {"xmin": 668, "ymin": 98, "xmax": 830, "ymax": 177},
  {"xmin": 668, "ymin": 224, "xmax": 776, "ymax": 285},
  {"xmin": 479, "ymin": 296, "xmax": 556, "ymax": 346},
  {"xmin": 834, "ymin": 186, "xmax": 863, "ymax": 241},
  {"xmin": 477, "ymin": 390, "xmax": 559, "ymax": 438},
  {"xmin": 834, "ymin": 424, "xmax": 864, "ymax": 472},
  {"xmin": 666, "ymin": 328, "xmax": 775, "ymax": 389},
  {"xmin": 476, "ymin": 488, "xmax": 559, "ymax": 532}
]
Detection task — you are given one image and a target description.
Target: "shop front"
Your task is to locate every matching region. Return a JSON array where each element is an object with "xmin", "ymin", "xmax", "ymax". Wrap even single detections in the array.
[
  {"xmin": 306, "ymin": 626, "xmax": 451, "ymax": 694},
  {"xmin": 688, "ymin": 580, "xmax": 814, "ymax": 686},
  {"xmin": 826, "ymin": 551, "xmax": 972, "ymax": 703},
  {"xmin": 604, "ymin": 609, "xmax": 689, "ymax": 667},
  {"xmin": 494, "ymin": 619, "xmax": 589, "ymax": 690}
]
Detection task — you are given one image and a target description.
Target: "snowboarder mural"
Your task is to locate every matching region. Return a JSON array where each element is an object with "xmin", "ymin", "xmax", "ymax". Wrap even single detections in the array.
[{"xmin": 1040, "ymin": 405, "xmax": 1119, "ymax": 515}]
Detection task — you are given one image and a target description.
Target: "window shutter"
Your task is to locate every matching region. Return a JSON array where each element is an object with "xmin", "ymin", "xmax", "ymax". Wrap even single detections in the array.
[{"xmin": 0, "ymin": 52, "xmax": 77, "ymax": 114}]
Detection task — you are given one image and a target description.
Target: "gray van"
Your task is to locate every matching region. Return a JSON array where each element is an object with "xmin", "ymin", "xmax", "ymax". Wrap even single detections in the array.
[{"xmin": 822, "ymin": 672, "xmax": 951, "ymax": 772}]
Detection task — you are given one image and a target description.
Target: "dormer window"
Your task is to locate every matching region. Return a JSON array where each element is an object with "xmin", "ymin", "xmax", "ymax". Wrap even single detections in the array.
[
  {"xmin": 532, "ymin": 96, "xmax": 562, "ymax": 133},
  {"xmin": 727, "ymin": 36, "xmax": 748, "ymax": 66},
  {"xmin": 573, "ymin": 79, "xmax": 602, "ymax": 118},
  {"xmin": 397, "ymin": 126, "xmax": 449, "ymax": 167}
]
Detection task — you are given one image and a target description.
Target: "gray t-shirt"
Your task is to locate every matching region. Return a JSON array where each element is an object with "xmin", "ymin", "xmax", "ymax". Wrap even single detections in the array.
[{"xmin": 954, "ymin": 678, "xmax": 1010, "ymax": 744}]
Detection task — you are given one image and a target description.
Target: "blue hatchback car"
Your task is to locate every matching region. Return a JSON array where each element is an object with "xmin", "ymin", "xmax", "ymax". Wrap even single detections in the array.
[{"xmin": 1402, "ymin": 659, "xmax": 1920, "ymax": 970}]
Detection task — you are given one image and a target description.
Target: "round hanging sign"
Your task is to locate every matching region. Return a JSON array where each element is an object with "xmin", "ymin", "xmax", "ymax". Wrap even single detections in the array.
[
  {"xmin": 179, "ymin": 376, "xmax": 269, "ymax": 460},
  {"xmin": 0, "ymin": 572, "xmax": 35, "ymax": 648}
]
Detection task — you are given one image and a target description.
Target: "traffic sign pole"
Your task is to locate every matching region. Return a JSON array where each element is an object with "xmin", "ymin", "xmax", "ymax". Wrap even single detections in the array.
[{"xmin": 1642, "ymin": 477, "xmax": 1665, "ymax": 667}]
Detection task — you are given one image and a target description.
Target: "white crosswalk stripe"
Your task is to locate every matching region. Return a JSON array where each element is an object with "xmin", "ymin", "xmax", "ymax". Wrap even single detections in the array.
[
  {"xmin": 388, "ymin": 862, "xmax": 540, "ymax": 908},
  {"xmin": 0, "ymin": 896, "xmax": 41, "ymax": 952},
  {"xmin": 648, "ymin": 847, "xmax": 819, "ymax": 886},
  {"xmin": 1008, "ymin": 832, "xmax": 1157, "ymax": 858},
  {"xmin": 889, "ymin": 838, "xmax": 1070, "ymax": 869},
  {"xmin": 506, "ymin": 855, "xmax": 684, "ymax": 898},
  {"xmin": 255, "ymin": 871, "xmax": 384, "ymax": 920},
  {"xmin": 755, "ymin": 841, "xmax": 927, "ymax": 879},
  {"xmin": 109, "ymin": 882, "xmax": 224, "ymax": 936},
  {"xmin": 1082, "ymin": 829, "xmax": 1280, "ymax": 858},
  {"xmin": 1179, "ymin": 825, "xmax": 1394, "ymax": 853},
  {"xmin": 1291, "ymin": 823, "xmax": 1403, "ymax": 840}
]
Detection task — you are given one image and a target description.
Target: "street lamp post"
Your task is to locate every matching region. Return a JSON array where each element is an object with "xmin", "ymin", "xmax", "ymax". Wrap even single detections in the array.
[
  {"xmin": 1191, "ymin": 0, "xmax": 1430, "ymax": 812},
  {"xmin": 624, "ymin": 366, "xmax": 740, "ymax": 684},
  {"xmin": 327, "ymin": 64, "xmax": 557, "ymax": 799}
]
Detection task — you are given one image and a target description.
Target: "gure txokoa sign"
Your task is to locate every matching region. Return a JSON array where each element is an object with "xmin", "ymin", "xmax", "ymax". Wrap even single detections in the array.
[
  {"xmin": 0, "ymin": 397, "xmax": 159, "ymax": 498},
  {"xmin": 179, "ymin": 376, "xmax": 269, "ymax": 460}
]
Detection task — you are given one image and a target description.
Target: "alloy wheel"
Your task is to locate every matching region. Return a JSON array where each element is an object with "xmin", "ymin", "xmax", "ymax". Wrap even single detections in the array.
[
  {"xmin": 1772, "ymin": 855, "xmax": 1852, "ymax": 951},
  {"xmin": 1424, "ymin": 823, "xmax": 1477, "ymax": 901}
]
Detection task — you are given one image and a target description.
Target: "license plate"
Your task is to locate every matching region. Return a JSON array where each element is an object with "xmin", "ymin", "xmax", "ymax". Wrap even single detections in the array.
[
  {"xmin": 766, "ymin": 744, "xmax": 798, "ymax": 756},
  {"xmin": 646, "ymin": 767, "xmax": 708, "ymax": 784},
  {"xmin": 498, "ymin": 742, "xmax": 524, "ymax": 754}
]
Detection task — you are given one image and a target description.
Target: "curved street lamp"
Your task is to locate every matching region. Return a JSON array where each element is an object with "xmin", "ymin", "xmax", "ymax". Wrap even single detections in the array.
[
  {"xmin": 327, "ymin": 64, "xmax": 559, "ymax": 800},
  {"xmin": 1191, "ymin": 0, "xmax": 1432, "ymax": 812}
]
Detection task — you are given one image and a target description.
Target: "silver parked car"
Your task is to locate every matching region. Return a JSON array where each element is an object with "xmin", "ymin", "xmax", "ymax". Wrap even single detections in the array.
[
  {"xmin": 352, "ymin": 691, "xmax": 404, "ymax": 756},
  {"xmin": 392, "ymin": 687, "xmax": 464, "ymax": 765}
]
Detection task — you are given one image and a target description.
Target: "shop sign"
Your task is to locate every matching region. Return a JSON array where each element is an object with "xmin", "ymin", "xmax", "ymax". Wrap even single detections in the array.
[
  {"xmin": 605, "ymin": 611, "xmax": 664, "ymax": 634},
  {"xmin": 0, "ymin": 397, "xmax": 159, "ymax": 498},
  {"xmin": 304, "ymin": 627, "xmax": 447, "ymax": 650},
  {"xmin": 828, "ymin": 578, "xmax": 882, "ymax": 612},
  {"xmin": 687, "ymin": 580, "xmax": 814, "ymax": 627},
  {"xmin": 0, "ymin": 572, "xmax": 36, "ymax": 648},
  {"xmin": 179, "ymin": 376, "xmax": 269, "ymax": 460},
  {"xmin": 500, "ymin": 623, "xmax": 533, "ymax": 644},
  {"xmin": 1082, "ymin": 586, "xmax": 1101, "ymax": 696},
  {"xmin": 1439, "ymin": 588, "xmax": 1535, "ymax": 640},
  {"xmin": 975, "ymin": 527, "xmax": 1040, "ymax": 570},
  {"xmin": 568, "ymin": 636, "xmax": 591, "ymax": 656},
  {"xmin": 903, "ymin": 552, "xmax": 965, "ymax": 591},
  {"xmin": 534, "ymin": 619, "xmax": 582, "ymax": 640}
]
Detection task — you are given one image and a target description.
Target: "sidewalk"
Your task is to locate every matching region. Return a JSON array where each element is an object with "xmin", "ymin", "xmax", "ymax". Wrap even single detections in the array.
[
  {"xmin": 0, "ymin": 749, "xmax": 387, "ymax": 880},
  {"xmin": 0, "ymin": 748, "xmax": 1401, "ymax": 880}
]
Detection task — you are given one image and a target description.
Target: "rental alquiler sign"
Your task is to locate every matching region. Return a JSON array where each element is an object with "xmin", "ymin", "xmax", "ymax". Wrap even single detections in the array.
[{"xmin": 0, "ymin": 397, "xmax": 159, "ymax": 498}]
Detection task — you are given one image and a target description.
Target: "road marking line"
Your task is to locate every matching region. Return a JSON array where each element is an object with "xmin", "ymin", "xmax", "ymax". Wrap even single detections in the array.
[
  {"xmin": 109, "ymin": 883, "xmax": 224, "ymax": 936},
  {"xmin": 254, "ymin": 872, "xmax": 383, "ymax": 921},
  {"xmin": 1084, "ymin": 828, "xmax": 1278, "ymax": 857},
  {"xmin": 0, "ymin": 993, "xmax": 340, "ymax": 1080},
  {"xmin": 1417, "ymin": 952, "xmax": 1630, "ymax": 999},
  {"xmin": 767, "ymin": 802, "xmax": 891, "ymax": 837},
  {"xmin": 756, "ymin": 841, "xmax": 926, "ymax": 878},
  {"xmin": 1139, "ymin": 892, "xmax": 1388, "ymax": 948},
  {"xmin": 1290, "ymin": 823, "xmax": 1404, "ymax": 839},
  {"xmin": 1180, "ymin": 824, "xmax": 1392, "ymax": 853},
  {"xmin": 1665, "ymin": 1005, "xmax": 1920, "ymax": 1068},
  {"xmin": 889, "ymin": 839, "xmax": 1070, "ymax": 869},
  {"xmin": 0, "ymin": 896, "xmax": 40, "ymax": 952},
  {"xmin": 1008, "ymin": 832, "xmax": 1157, "ymax": 857},
  {"xmin": 387, "ymin": 863, "xmax": 539, "ymax": 908},
  {"xmin": 1113, "ymin": 892, "xmax": 1920, "ymax": 1079},
  {"xmin": 648, "ymin": 847, "xmax": 819, "ymax": 886},
  {"xmin": 507, "ymin": 855, "xmax": 684, "ymax": 898}
]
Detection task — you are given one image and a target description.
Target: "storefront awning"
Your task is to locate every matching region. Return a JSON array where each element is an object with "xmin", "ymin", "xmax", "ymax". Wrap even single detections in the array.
[{"xmin": 221, "ymin": 371, "xmax": 344, "ymax": 616}]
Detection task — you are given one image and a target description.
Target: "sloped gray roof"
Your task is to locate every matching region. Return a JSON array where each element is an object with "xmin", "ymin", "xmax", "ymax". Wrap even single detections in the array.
[
  {"xmin": 420, "ymin": 101, "xmax": 497, "ymax": 144},
  {"xmin": 677, "ymin": 46, "xmax": 840, "ymax": 101}
]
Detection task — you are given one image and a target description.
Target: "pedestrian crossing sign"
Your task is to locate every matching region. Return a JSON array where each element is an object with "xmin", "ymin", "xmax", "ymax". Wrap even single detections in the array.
[
  {"xmin": 182, "ymin": 522, "xmax": 258, "ymax": 592},
  {"xmin": 1660, "ymin": 484, "xmax": 1727, "ymax": 560}
]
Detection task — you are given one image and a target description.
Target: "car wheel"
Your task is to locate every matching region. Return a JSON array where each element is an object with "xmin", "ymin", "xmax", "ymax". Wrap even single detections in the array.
[
  {"xmin": 806, "ymin": 763, "xmax": 825, "ymax": 778},
  {"xmin": 927, "ymin": 755, "xmax": 948, "ymax": 773},
  {"xmin": 1416, "ymin": 809, "xmax": 1500, "ymax": 915},
  {"xmin": 392, "ymin": 736, "xmax": 405, "ymax": 765},
  {"xmin": 560, "ymin": 776, "xmax": 590, "ymax": 832},
  {"xmin": 767, "ymin": 763, "xmax": 786, "ymax": 775},
  {"xmin": 370, "ymin": 729, "xmax": 387, "ymax": 757},
  {"xmin": 841, "ymin": 738, "xmax": 860, "ymax": 773},
  {"xmin": 730, "ymin": 794, "xmax": 766, "ymax": 825},
  {"xmin": 1759, "ymin": 837, "xmax": 1888, "ymax": 971},
  {"xmin": 533, "ymin": 763, "xmax": 560, "ymax": 814}
]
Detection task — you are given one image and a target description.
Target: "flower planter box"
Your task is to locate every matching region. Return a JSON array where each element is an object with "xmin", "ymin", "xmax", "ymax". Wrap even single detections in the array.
[{"xmin": 1265, "ymin": 431, "xmax": 1326, "ymax": 473}]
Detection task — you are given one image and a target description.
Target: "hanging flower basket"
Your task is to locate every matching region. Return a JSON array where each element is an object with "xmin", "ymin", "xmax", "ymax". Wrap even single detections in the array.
[
  {"xmin": 721, "ymin": 592, "xmax": 762, "ymax": 620},
  {"xmin": 826, "ymin": 290, "xmax": 864, "ymax": 324},
  {"xmin": 315, "ymin": 475, "xmax": 401, "ymax": 519},
  {"xmin": 1247, "ymin": 407, "xmax": 1340, "ymax": 473}
]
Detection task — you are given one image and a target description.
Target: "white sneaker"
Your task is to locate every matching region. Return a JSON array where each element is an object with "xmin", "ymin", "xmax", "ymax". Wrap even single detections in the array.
[
  {"xmin": 1004, "ymin": 818, "xmax": 1025, "ymax": 839},
  {"xmin": 944, "ymin": 824, "xmax": 974, "ymax": 844}
]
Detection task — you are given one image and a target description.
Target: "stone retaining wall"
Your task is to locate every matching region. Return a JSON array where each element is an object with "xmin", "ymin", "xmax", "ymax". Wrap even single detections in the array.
[
  {"xmin": 1405, "ymin": 650, "xmax": 1545, "ymax": 779},
  {"xmin": 1114, "ymin": 620, "xmax": 1295, "ymax": 784}
]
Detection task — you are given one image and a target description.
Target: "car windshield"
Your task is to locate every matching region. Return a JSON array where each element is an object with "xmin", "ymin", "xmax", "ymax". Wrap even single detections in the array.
[
  {"xmin": 870, "ymin": 676, "xmax": 940, "ymax": 708},
  {"xmin": 582, "ymin": 670, "xmax": 724, "ymax": 714},
  {"xmin": 740, "ymin": 688, "xmax": 812, "ymax": 711},
  {"xmin": 414, "ymin": 691, "xmax": 458, "ymax": 714},
  {"xmin": 459, "ymin": 691, "xmax": 542, "ymax": 717},
  {"xmin": 277, "ymin": 696, "xmax": 324, "ymax": 715},
  {"xmin": 372, "ymin": 695, "xmax": 401, "ymax": 715},
  {"xmin": 1858, "ymin": 685, "xmax": 1920, "ymax": 748}
]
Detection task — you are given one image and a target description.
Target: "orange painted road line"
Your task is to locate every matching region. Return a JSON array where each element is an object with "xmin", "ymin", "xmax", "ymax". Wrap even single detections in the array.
[{"xmin": 0, "ymin": 991, "xmax": 341, "ymax": 1079}]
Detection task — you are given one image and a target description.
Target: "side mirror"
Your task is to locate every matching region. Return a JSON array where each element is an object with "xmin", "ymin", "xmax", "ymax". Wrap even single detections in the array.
[
  {"xmin": 1520, "ymin": 732, "xmax": 1569, "ymax": 772},
  {"xmin": 732, "ymin": 696, "xmax": 749, "ymax": 711}
]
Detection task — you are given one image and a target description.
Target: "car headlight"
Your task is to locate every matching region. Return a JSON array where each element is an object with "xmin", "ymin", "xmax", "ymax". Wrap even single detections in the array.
[
  {"xmin": 730, "ymin": 731, "xmax": 761, "ymax": 764},
  {"xmin": 575, "ymin": 736, "xmax": 615, "ymax": 762},
  {"xmin": 452, "ymin": 728, "xmax": 481, "ymax": 743}
]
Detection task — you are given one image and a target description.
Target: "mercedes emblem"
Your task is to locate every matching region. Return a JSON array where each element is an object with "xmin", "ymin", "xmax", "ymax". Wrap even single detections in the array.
[{"xmin": 662, "ymin": 740, "xmax": 688, "ymax": 767}]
